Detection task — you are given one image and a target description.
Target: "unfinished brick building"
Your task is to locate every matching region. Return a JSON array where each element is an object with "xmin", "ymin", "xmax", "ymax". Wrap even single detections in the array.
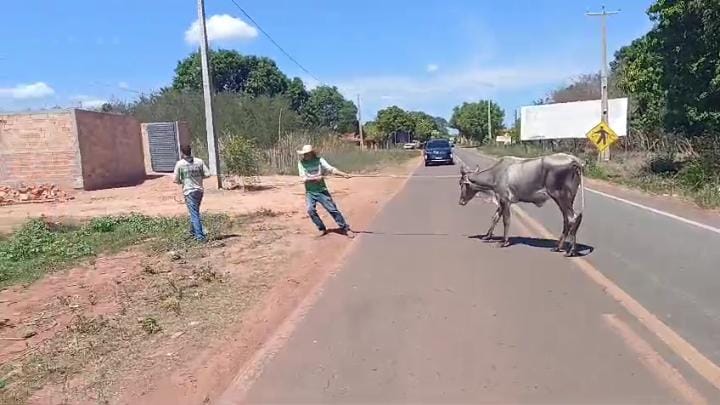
[{"xmin": 0, "ymin": 109, "xmax": 146, "ymax": 190}]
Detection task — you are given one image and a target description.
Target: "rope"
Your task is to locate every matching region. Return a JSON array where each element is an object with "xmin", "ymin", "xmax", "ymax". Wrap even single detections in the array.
[{"xmin": 171, "ymin": 174, "xmax": 460, "ymax": 204}]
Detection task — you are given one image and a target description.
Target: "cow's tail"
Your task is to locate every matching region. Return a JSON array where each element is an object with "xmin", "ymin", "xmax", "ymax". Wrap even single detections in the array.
[{"xmin": 574, "ymin": 159, "xmax": 585, "ymax": 214}]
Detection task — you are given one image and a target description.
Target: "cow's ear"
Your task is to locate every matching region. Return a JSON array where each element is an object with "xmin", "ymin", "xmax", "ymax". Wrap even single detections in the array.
[{"xmin": 460, "ymin": 165, "xmax": 467, "ymax": 175}]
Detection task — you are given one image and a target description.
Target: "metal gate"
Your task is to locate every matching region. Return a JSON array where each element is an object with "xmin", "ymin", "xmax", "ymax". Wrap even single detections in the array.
[{"xmin": 147, "ymin": 122, "xmax": 179, "ymax": 173}]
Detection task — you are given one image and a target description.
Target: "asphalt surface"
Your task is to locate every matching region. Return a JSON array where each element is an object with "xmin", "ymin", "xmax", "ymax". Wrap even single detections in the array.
[
  {"xmin": 455, "ymin": 148, "xmax": 720, "ymax": 367},
  {"xmin": 242, "ymin": 149, "xmax": 720, "ymax": 404}
]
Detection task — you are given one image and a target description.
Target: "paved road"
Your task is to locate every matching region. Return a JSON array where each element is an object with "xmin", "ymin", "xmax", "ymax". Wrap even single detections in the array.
[
  {"xmin": 454, "ymin": 148, "xmax": 720, "ymax": 367},
  {"xmin": 241, "ymin": 150, "xmax": 720, "ymax": 404}
]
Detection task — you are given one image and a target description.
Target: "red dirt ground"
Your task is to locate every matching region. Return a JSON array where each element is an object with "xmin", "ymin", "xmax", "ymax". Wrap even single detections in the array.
[{"xmin": 0, "ymin": 158, "xmax": 419, "ymax": 404}]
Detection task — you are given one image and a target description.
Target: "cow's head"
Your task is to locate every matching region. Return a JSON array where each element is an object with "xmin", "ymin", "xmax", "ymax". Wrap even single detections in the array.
[{"xmin": 458, "ymin": 165, "xmax": 480, "ymax": 206}]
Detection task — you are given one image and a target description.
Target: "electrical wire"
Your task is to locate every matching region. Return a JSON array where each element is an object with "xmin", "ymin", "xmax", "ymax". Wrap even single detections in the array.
[{"xmin": 227, "ymin": 0, "xmax": 324, "ymax": 85}]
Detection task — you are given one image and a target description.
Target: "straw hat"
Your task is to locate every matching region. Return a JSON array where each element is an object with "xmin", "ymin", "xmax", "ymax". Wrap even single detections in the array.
[{"xmin": 296, "ymin": 144, "xmax": 316, "ymax": 155}]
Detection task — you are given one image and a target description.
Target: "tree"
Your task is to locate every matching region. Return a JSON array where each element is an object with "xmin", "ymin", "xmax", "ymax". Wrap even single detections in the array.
[
  {"xmin": 433, "ymin": 116, "xmax": 450, "ymax": 136},
  {"xmin": 646, "ymin": 0, "xmax": 720, "ymax": 135},
  {"xmin": 449, "ymin": 100, "xmax": 504, "ymax": 142},
  {"xmin": 302, "ymin": 86, "xmax": 358, "ymax": 132},
  {"xmin": 287, "ymin": 77, "xmax": 309, "ymax": 112},
  {"xmin": 172, "ymin": 49, "xmax": 289, "ymax": 97},
  {"xmin": 607, "ymin": 0, "xmax": 720, "ymax": 136},
  {"xmin": 376, "ymin": 106, "xmax": 415, "ymax": 138},
  {"xmin": 408, "ymin": 111, "xmax": 439, "ymax": 141},
  {"xmin": 611, "ymin": 35, "xmax": 665, "ymax": 134},
  {"xmin": 363, "ymin": 120, "xmax": 385, "ymax": 143}
]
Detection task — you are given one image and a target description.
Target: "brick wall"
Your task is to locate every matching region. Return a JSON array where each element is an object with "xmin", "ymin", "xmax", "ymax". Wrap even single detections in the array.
[
  {"xmin": 0, "ymin": 111, "xmax": 84, "ymax": 189},
  {"xmin": 75, "ymin": 110, "xmax": 145, "ymax": 190}
]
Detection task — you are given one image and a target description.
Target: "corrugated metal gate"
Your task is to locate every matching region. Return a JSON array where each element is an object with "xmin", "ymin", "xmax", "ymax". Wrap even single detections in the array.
[{"xmin": 146, "ymin": 122, "xmax": 180, "ymax": 172}]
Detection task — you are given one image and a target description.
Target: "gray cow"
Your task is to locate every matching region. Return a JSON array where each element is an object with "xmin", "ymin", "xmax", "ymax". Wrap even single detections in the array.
[{"xmin": 458, "ymin": 153, "xmax": 585, "ymax": 256}]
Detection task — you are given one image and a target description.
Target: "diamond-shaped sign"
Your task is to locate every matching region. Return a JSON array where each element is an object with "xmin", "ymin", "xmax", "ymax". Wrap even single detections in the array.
[{"xmin": 586, "ymin": 122, "xmax": 618, "ymax": 152}]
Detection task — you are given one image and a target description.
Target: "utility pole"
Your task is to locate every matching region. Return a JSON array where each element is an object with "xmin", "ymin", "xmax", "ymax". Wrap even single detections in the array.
[
  {"xmin": 587, "ymin": 5, "xmax": 620, "ymax": 162},
  {"xmin": 197, "ymin": 0, "xmax": 221, "ymax": 188},
  {"xmin": 487, "ymin": 100, "xmax": 492, "ymax": 142},
  {"xmin": 357, "ymin": 94, "xmax": 365, "ymax": 150}
]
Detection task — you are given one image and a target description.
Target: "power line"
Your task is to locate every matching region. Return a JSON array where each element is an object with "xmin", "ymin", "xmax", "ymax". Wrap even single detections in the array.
[{"xmin": 227, "ymin": 0, "xmax": 324, "ymax": 85}]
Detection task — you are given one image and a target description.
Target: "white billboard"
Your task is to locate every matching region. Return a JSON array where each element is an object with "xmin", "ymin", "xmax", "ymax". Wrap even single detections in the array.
[{"xmin": 520, "ymin": 98, "xmax": 628, "ymax": 141}]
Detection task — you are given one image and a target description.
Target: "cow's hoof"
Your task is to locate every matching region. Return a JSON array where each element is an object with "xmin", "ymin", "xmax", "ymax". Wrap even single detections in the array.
[
  {"xmin": 564, "ymin": 251, "xmax": 578, "ymax": 257},
  {"xmin": 551, "ymin": 247, "xmax": 562, "ymax": 253},
  {"xmin": 497, "ymin": 241, "xmax": 511, "ymax": 248}
]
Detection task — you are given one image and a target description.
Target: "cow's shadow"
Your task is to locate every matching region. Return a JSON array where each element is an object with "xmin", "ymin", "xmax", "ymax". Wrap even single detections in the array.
[{"xmin": 468, "ymin": 235, "xmax": 595, "ymax": 257}]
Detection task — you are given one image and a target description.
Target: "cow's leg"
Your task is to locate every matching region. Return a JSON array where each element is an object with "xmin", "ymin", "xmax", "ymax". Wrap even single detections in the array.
[
  {"xmin": 481, "ymin": 205, "xmax": 502, "ymax": 240},
  {"xmin": 498, "ymin": 203, "xmax": 512, "ymax": 248},
  {"xmin": 566, "ymin": 212, "xmax": 584, "ymax": 257},
  {"xmin": 550, "ymin": 197, "xmax": 571, "ymax": 252}
]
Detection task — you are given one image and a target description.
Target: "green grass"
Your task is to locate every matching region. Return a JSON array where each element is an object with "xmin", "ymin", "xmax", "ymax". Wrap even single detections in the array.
[
  {"xmin": 323, "ymin": 149, "xmax": 418, "ymax": 174},
  {"xmin": 478, "ymin": 145, "xmax": 720, "ymax": 208},
  {"xmin": 0, "ymin": 213, "xmax": 232, "ymax": 289}
]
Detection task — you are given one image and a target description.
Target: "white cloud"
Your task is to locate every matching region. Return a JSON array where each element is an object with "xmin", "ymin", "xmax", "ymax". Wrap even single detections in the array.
[
  {"xmin": 118, "ymin": 82, "xmax": 129, "ymax": 90},
  {"xmin": 184, "ymin": 14, "xmax": 258, "ymax": 45},
  {"xmin": 336, "ymin": 64, "xmax": 584, "ymax": 103},
  {"xmin": 0, "ymin": 82, "xmax": 55, "ymax": 99},
  {"xmin": 332, "ymin": 61, "xmax": 589, "ymax": 119},
  {"xmin": 426, "ymin": 64, "xmax": 439, "ymax": 73},
  {"xmin": 72, "ymin": 95, "xmax": 108, "ymax": 109}
]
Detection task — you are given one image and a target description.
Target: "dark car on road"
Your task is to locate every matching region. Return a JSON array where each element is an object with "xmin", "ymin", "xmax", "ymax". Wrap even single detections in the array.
[{"xmin": 423, "ymin": 138, "xmax": 454, "ymax": 166}]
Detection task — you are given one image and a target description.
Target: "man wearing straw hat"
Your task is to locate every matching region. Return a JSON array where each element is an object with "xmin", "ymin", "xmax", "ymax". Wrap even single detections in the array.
[{"xmin": 297, "ymin": 144, "xmax": 354, "ymax": 237}]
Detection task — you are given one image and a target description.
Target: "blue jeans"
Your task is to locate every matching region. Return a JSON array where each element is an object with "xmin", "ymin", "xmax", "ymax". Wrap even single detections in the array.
[
  {"xmin": 306, "ymin": 190, "xmax": 349, "ymax": 231},
  {"xmin": 185, "ymin": 190, "xmax": 206, "ymax": 241}
]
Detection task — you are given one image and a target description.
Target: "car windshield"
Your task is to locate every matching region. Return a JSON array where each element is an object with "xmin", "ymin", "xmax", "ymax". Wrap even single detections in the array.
[{"xmin": 426, "ymin": 140, "xmax": 449, "ymax": 148}]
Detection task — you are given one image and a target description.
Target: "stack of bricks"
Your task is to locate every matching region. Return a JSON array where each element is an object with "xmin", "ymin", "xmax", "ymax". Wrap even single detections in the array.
[{"xmin": 0, "ymin": 184, "xmax": 74, "ymax": 206}]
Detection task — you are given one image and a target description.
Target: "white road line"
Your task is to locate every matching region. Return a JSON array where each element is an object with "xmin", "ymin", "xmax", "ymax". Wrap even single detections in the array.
[
  {"xmin": 585, "ymin": 187, "xmax": 720, "ymax": 235},
  {"xmin": 458, "ymin": 149, "xmax": 720, "ymax": 236}
]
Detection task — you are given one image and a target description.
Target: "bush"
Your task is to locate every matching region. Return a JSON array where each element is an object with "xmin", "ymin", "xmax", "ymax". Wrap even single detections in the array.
[
  {"xmin": 222, "ymin": 134, "xmax": 261, "ymax": 179},
  {"xmin": 678, "ymin": 160, "xmax": 717, "ymax": 191}
]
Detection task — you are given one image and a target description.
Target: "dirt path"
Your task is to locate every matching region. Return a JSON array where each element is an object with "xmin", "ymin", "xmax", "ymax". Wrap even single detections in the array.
[{"xmin": 0, "ymin": 158, "xmax": 419, "ymax": 404}]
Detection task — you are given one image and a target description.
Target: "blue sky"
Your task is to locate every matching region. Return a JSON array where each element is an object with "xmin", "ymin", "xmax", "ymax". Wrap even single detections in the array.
[{"xmin": 0, "ymin": 0, "xmax": 654, "ymax": 123}]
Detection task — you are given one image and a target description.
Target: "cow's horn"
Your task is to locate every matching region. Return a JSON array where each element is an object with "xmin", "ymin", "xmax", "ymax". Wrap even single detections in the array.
[{"xmin": 474, "ymin": 165, "xmax": 481, "ymax": 173}]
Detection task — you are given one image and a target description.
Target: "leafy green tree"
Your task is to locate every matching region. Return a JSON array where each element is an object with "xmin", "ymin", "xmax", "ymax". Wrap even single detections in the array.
[
  {"xmin": 646, "ymin": 0, "xmax": 720, "ymax": 134},
  {"xmin": 449, "ymin": 100, "xmax": 504, "ymax": 142},
  {"xmin": 408, "ymin": 111, "xmax": 438, "ymax": 141},
  {"xmin": 287, "ymin": 77, "xmax": 309, "ymax": 112},
  {"xmin": 172, "ymin": 49, "xmax": 289, "ymax": 97},
  {"xmin": 302, "ymin": 86, "xmax": 358, "ymax": 132},
  {"xmin": 611, "ymin": 35, "xmax": 665, "ymax": 134},
  {"xmin": 363, "ymin": 120, "xmax": 385, "ymax": 143},
  {"xmin": 608, "ymin": 0, "xmax": 720, "ymax": 136},
  {"xmin": 376, "ymin": 106, "xmax": 415, "ymax": 138}
]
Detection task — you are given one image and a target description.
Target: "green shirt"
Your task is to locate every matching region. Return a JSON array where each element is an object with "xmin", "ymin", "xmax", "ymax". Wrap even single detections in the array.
[{"xmin": 298, "ymin": 157, "xmax": 337, "ymax": 193}]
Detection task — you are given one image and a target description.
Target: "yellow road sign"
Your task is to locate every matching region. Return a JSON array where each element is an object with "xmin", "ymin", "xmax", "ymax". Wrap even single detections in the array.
[{"xmin": 586, "ymin": 122, "xmax": 618, "ymax": 152}]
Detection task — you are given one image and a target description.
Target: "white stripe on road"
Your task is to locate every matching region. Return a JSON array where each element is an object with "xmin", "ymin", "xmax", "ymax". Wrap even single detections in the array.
[
  {"xmin": 584, "ymin": 187, "xmax": 720, "ymax": 236},
  {"xmin": 456, "ymin": 149, "xmax": 720, "ymax": 236}
]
